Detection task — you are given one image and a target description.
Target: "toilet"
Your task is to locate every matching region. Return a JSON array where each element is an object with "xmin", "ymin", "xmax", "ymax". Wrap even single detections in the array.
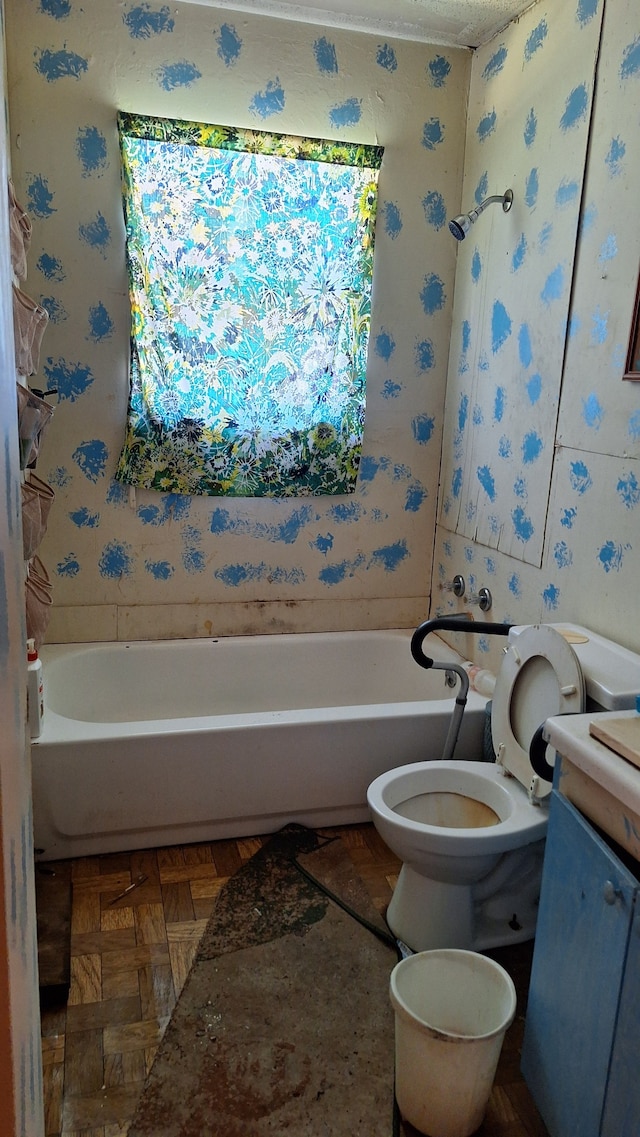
[{"xmin": 367, "ymin": 623, "xmax": 640, "ymax": 953}]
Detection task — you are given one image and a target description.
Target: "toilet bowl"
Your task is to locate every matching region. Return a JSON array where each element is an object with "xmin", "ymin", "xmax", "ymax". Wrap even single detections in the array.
[{"xmin": 368, "ymin": 622, "xmax": 640, "ymax": 952}]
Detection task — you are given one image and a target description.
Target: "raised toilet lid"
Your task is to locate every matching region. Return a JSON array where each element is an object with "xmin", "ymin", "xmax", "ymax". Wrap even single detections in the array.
[{"xmin": 491, "ymin": 624, "xmax": 586, "ymax": 797}]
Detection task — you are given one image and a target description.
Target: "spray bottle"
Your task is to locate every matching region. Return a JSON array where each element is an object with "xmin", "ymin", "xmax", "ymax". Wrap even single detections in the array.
[{"xmin": 27, "ymin": 638, "xmax": 44, "ymax": 739}]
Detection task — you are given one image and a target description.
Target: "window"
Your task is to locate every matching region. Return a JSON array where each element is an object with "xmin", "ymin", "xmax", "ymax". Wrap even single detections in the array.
[{"xmin": 115, "ymin": 113, "xmax": 383, "ymax": 496}]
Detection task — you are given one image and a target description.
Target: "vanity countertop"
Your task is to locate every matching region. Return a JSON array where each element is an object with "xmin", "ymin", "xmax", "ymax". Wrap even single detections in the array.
[{"xmin": 544, "ymin": 711, "xmax": 640, "ymax": 859}]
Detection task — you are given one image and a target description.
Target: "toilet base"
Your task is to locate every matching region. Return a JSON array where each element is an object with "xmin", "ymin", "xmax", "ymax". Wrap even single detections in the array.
[{"xmin": 386, "ymin": 841, "xmax": 545, "ymax": 952}]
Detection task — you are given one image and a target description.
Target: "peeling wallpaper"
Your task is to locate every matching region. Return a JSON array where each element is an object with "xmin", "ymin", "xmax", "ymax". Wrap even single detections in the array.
[
  {"xmin": 6, "ymin": 0, "xmax": 470, "ymax": 642},
  {"xmin": 5, "ymin": 0, "xmax": 640, "ymax": 658}
]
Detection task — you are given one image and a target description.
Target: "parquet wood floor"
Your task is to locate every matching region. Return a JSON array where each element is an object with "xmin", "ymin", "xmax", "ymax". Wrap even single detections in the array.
[{"xmin": 39, "ymin": 824, "xmax": 548, "ymax": 1137}]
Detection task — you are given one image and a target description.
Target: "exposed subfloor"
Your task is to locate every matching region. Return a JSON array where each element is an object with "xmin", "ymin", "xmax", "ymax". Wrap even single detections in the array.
[{"xmin": 38, "ymin": 823, "xmax": 549, "ymax": 1137}]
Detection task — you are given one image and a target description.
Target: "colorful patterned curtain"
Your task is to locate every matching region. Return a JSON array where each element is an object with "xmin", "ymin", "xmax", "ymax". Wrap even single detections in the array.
[{"xmin": 115, "ymin": 113, "xmax": 383, "ymax": 497}]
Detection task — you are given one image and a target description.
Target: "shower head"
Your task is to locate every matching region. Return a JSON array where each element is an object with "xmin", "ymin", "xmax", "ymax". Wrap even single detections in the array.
[{"xmin": 449, "ymin": 189, "xmax": 513, "ymax": 241}]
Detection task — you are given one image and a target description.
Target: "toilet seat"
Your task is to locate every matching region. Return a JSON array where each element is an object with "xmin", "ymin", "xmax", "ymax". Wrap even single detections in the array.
[{"xmin": 491, "ymin": 624, "xmax": 586, "ymax": 799}]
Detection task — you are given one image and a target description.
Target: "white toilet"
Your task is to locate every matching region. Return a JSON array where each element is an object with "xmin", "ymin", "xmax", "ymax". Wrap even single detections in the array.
[{"xmin": 368, "ymin": 623, "xmax": 640, "ymax": 953}]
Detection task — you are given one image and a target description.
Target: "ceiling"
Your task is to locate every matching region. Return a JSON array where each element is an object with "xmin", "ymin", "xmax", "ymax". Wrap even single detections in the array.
[{"xmin": 187, "ymin": 0, "xmax": 538, "ymax": 47}]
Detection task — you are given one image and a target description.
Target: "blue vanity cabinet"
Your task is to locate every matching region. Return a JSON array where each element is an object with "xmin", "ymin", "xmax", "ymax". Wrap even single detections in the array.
[{"xmin": 521, "ymin": 788, "xmax": 639, "ymax": 1137}]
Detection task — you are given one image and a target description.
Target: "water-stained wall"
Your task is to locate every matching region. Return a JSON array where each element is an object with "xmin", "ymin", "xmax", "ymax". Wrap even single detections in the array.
[
  {"xmin": 5, "ymin": 1, "xmax": 470, "ymax": 642},
  {"xmin": 434, "ymin": 0, "xmax": 640, "ymax": 666}
]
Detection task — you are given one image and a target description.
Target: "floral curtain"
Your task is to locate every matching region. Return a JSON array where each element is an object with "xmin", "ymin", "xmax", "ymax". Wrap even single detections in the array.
[{"xmin": 115, "ymin": 113, "xmax": 383, "ymax": 497}]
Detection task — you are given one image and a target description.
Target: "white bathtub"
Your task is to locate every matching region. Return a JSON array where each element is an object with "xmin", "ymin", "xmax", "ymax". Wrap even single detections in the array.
[{"xmin": 32, "ymin": 630, "xmax": 488, "ymax": 860}]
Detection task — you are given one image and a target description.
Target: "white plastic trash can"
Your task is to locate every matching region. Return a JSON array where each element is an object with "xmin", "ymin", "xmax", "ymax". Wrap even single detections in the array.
[{"xmin": 389, "ymin": 948, "xmax": 517, "ymax": 1137}]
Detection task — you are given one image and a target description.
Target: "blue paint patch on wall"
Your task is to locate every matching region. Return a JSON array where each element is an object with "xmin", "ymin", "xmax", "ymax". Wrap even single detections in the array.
[
  {"xmin": 382, "ymin": 379, "xmax": 401, "ymax": 399},
  {"xmin": 538, "ymin": 222, "xmax": 553, "ymax": 251},
  {"xmin": 145, "ymin": 560, "xmax": 174, "ymax": 579},
  {"xmin": 476, "ymin": 109, "xmax": 497, "ymax": 142},
  {"xmin": 375, "ymin": 330, "xmax": 395, "ymax": 360},
  {"xmin": 513, "ymin": 477, "xmax": 527, "ymax": 499},
  {"xmin": 598, "ymin": 233, "xmax": 617, "ymax": 263},
  {"xmin": 458, "ymin": 394, "xmax": 469, "ymax": 433},
  {"xmin": 49, "ymin": 466, "xmax": 72, "ymax": 488},
  {"xmin": 483, "ymin": 46, "xmax": 507, "ymax": 80},
  {"xmin": 369, "ymin": 540, "xmax": 408, "ymax": 572},
  {"xmin": 590, "ymin": 306, "xmax": 609, "ymax": 343},
  {"xmin": 329, "ymin": 98, "xmax": 361, "ymax": 128},
  {"xmin": 522, "ymin": 431, "xmax": 543, "ymax": 464},
  {"xmin": 40, "ymin": 0, "xmax": 71, "ymax": 16},
  {"xmin": 69, "ymin": 506, "xmax": 100, "ymax": 528},
  {"xmin": 498, "ymin": 436, "xmax": 512, "ymax": 458},
  {"xmin": 629, "ymin": 409, "xmax": 640, "ymax": 441},
  {"xmin": 26, "ymin": 175, "xmax": 55, "ymax": 218},
  {"xmin": 88, "ymin": 301, "xmax": 114, "ymax": 341},
  {"xmin": 582, "ymin": 392, "xmax": 604, "ymax": 429},
  {"xmin": 477, "ymin": 465, "xmax": 496, "ymax": 501},
  {"xmin": 524, "ymin": 108, "xmax": 537, "ymax": 147},
  {"xmin": 138, "ymin": 504, "xmax": 163, "ymax": 525},
  {"xmin": 428, "ymin": 55, "xmax": 450, "ymax": 86},
  {"xmin": 471, "ymin": 250, "xmax": 481, "ymax": 283},
  {"xmin": 541, "ymin": 264, "xmax": 564, "ymax": 305},
  {"xmin": 569, "ymin": 460, "xmax": 593, "ymax": 494},
  {"xmin": 620, "ymin": 35, "xmax": 640, "ymax": 80},
  {"xmin": 57, "ymin": 554, "xmax": 80, "ymax": 577},
  {"xmin": 543, "ymin": 584, "xmax": 560, "ymax": 609},
  {"xmin": 156, "ymin": 61, "xmax": 202, "ymax": 91},
  {"xmin": 577, "ymin": 0, "xmax": 599, "ymax": 24},
  {"xmin": 99, "ymin": 540, "xmax": 134, "ymax": 578},
  {"xmin": 314, "ymin": 36, "xmax": 338, "ymax": 74},
  {"xmin": 357, "ymin": 456, "xmax": 380, "ymax": 483},
  {"xmin": 43, "ymin": 357, "xmax": 95, "ymax": 401},
  {"xmin": 76, "ymin": 126, "xmax": 108, "ymax": 175},
  {"xmin": 79, "ymin": 213, "xmax": 111, "ymax": 256},
  {"xmin": 37, "ymin": 252, "xmax": 65, "ymax": 280},
  {"xmin": 405, "ymin": 483, "xmax": 427, "ymax": 512},
  {"xmin": 512, "ymin": 506, "xmax": 534, "ymax": 543},
  {"xmin": 605, "ymin": 136, "xmax": 625, "ymax": 176},
  {"xmin": 617, "ymin": 471, "xmax": 640, "ymax": 508},
  {"xmin": 461, "ymin": 321, "xmax": 471, "ymax": 355},
  {"xmin": 556, "ymin": 178, "xmax": 579, "ymax": 206},
  {"xmin": 311, "ymin": 533, "xmax": 333, "ymax": 554},
  {"xmin": 35, "ymin": 48, "xmax": 88, "ymax": 81},
  {"xmin": 72, "ymin": 439, "xmax": 108, "ymax": 481},
  {"xmin": 216, "ymin": 23, "xmax": 242, "ymax": 66},
  {"xmin": 527, "ymin": 373, "xmax": 542, "ymax": 403},
  {"xmin": 412, "ymin": 415, "xmax": 435, "ymax": 444},
  {"xmin": 525, "ymin": 168, "xmax": 539, "ymax": 208},
  {"xmin": 124, "ymin": 4, "xmax": 175, "ymax": 37},
  {"xmin": 494, "ymin": 386, "xmax": 506, "ymax": 422},
  {"xmin": 41, "ymin": 296, "xmax": 67, "ymax": 323},
  {"xmin": 420, "ymin": 273, "xmax": 445, "ymax": 315},
  {"xmin": 560, "ymin": 84, "xmax": 588, "ymax": 130},
  {"xmin": 329, "ymin": 501, "xmax": 362, "ymax": 523},
  {"xmin": 553, "ymin": 540, "xmax": 573, "ymax": 568},
  {"xmin": 106, "ymin": 481, "xmax": 129, "ymax": 504},
  {"xmin": 508, "ymin": 573, "xmax": 521, "ymax": 597},
  {"xmin": 518, "ymin": 323, "xmax": 532, "ymax": 368},
  {"xmin": 512, "ymin": 234, "xmax": 527, "ymax": 271},
  {"xmin": 421, "ymin": 118, "xmax": 444, "ymax": 149},
  {"xmin": 182, "ymin": 526, "xmax": 206, "ymax": 573},
  {"xmin": 376, "ymin": 43, "xmax": 397, "ymax": 71},
  {"xmin": 383, "ymin": 201, "xmax": 402, "ymax": 238},
  {"xmin": 597, "ymin": 541, "xmax": 629, "ymax": 572},
  {"xmin": 452, "ymin": 467, "xmax": 463, "ymax": 499},
  {"xmin": 491, "ymin": 300, "xmax": 512, "ymax": 353},
  {"xmin": 415, "ymin": 339, "xmax": 435, "ymax": 372},
  {"xmin": 561, "ymin": 507, "xmax": 577, "ymax": 528},
  {"xmin": 524, "ymin": 19, "xmax": 547, "ymax": 61},
  {"xmin": 319, "ymin": 555, "xmax": 365, "ymax": 585},
  {"xmin": 422, "ymin": 190, "xmax": 446, "ymax": 230},
  {"xmin": 475, "ymin": 172, "xmax": 489, "ymax": 203}
]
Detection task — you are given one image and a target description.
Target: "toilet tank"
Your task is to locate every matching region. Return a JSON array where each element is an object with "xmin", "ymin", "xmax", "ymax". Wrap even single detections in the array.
[{"xmin": 510, "ymin": 624, "xmax": 640, "ymax": 711}]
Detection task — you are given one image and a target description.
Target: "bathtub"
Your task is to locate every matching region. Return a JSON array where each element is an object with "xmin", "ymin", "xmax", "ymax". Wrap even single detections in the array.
[{"xmin": 32, "ymin": 629, "xmax": 488, "ymax": 860}]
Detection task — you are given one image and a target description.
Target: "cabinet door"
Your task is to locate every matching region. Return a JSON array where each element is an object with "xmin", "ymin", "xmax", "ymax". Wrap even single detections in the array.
[
  {"xmin": 521, "ymin": 791, "xmax": 637, "ymax": 1137},
  {"xmin": 601, "ymin": 894, "xmax": 640, "ymax": 1136}
]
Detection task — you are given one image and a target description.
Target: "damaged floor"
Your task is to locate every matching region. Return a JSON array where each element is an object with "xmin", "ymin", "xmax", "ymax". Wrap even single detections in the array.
[{"xmin": 39, "ymin": 823, "xmax": 548, "ymax": 1136}]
